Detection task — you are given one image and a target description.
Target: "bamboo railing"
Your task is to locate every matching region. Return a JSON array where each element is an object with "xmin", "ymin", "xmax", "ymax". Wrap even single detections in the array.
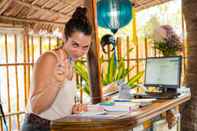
[{"xmin": 0, "ymin": 32, "xmax": 60, "ymax": 131}]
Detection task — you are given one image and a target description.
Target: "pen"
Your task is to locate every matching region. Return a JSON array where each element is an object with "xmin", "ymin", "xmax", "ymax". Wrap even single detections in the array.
[
  {"xmin": 74, "ymin": 96, "xmax": 76, "ymax": 104},
  {"xmin": 74, "ymin": 96, "xmax": 80, "ymax": 104}
]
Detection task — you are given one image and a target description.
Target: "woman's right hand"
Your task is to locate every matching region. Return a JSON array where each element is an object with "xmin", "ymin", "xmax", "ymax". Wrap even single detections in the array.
[
  {"xmin": 53, "ymin": 50, "xmax": 73, "ymax": 82},
  {"xmin": 72, "ymin": 104, "xmax": 88, "ymax": 114}
]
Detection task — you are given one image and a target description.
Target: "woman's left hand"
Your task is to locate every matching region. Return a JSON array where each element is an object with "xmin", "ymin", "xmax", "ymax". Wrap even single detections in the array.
[{"xmin": 72, "ymin": 104, "xmax": 87, "ymax": 114}]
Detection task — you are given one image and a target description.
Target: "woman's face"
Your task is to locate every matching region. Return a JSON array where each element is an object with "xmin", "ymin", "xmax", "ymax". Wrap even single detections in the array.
[{"xmin": 64, "ymin": 32, "xmax": 91, "ymax": 60}]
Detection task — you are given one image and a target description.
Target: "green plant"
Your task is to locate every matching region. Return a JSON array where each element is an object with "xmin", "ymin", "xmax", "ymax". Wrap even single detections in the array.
[
  {"xmin": 101, "ymin": 53, "xmax": 144, "ymax": 87},
  {"xmin": 153, "ymin": 40, "xmax": 179, "ymax": 56},
  {"xmin": 153, "ymin": 25, "xmax": 183, "ymax": 56},
  {"xmin": 74, "ymin": 61, "xmax": 90, "ymax": 95},
  {"xmin": 74, "ymin": 49, "xmax": 144, "ymax": 95}
]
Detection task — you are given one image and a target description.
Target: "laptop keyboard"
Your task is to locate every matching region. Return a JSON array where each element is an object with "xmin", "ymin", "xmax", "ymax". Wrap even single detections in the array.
[{"xmin": 134, "ymin": 92, "xmax": 180, "ymax": 99}]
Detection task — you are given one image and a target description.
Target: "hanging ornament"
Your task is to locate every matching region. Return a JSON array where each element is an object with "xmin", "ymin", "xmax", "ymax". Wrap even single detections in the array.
[
  {"xmin": 100, "ymin": 34, "xmax": 116, "ymax": 53},
  {"xmin": 97, "ymin": 0, "xmax": 132, "ymax": 34},
  {"xmin": 100, "ymin": 34, "xmax": 117, "ymax": 65}
]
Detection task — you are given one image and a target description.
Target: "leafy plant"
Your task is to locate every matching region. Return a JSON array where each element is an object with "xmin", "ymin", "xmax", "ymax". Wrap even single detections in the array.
[
  {"xmin": 74, "ymin": 49, "xmax": 144, "ymax": 95},
  {"xmin": 153, "ymin": 25, "xmax": 183, "ymax": 56},
  {"xmin": 74, "ymin": 61, "xmax": 90, "ymax": 95}
]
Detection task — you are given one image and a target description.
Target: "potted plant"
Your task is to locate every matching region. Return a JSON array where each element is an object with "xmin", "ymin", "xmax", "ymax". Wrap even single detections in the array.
[{"xmin": 153, "ymin": 25, "xmax": 183, "ymax": 56}]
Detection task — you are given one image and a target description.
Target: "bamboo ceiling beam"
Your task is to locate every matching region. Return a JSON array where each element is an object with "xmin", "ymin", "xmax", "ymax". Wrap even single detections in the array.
[
  {"xmin": 58, "ymin": 5, "xmax": 68, "ymax": 13},
  {"xmin": 26, "ymin": 9, "xmax": 37, "ymax": 18},
  {"xmin": 6, "ymin": 4, "xmax": 24, "ymax": 16},
  {"xmin": 57, "ymin": 0, "xmax": 77, "ymax": 8},
  {"xmin": 31, "ymin": 0, "xmax": 40, "ymax": 5},
  {"xmin": 59, "ymin": 5, "xmax": 73, "ymax": 13},
  {"xmin": 136, "ymin": 0, "xmax": 154, "ymax": 7},
  {"xmin": 32, "ymin": 0, "xmax": 74, "ymax": 8},
  {"xmin": 41, "ymin": 0, "xmax": 52, "ymax": 9},
  {"xmin": 0, "ymin": 15, "xmax": 65, "ymax": 27},
  {"xmin": 0, "ymin": 0, "xmax": 9, "ymax": 9},
  {"xmin": 136, "ymin": 0, "xmax": 172, "ymax": 11},
  {"xmin": 58, "ymin": 0, "xmax": 83, "ymax": 13},
  {"xmin": 50, "ymin": 3, "xmax": 63, "ymax": 11},
  {"xmin": 15, "ymin": 0, "xmax": 68, "ymax": 18},
  {"xmin": 0, "ymin": 0, "xmax": 12, "ymax": 15}
]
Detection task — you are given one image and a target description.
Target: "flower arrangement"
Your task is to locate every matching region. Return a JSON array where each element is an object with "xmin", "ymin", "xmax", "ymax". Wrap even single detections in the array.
[{"xmin": 153, "ymin": 25, "xmax": 183, "ymax": 56}]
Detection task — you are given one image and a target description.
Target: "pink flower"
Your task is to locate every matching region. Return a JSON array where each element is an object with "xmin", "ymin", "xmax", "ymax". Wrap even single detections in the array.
[{"xmin": 153, "ymin": 25, "xmax": 183, "ymax": 56}]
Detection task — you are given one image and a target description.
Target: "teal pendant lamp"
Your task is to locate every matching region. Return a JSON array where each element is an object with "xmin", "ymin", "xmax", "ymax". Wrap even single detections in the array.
[
  {"xmin": 97, "ymin": 0, "xmax": 132, "ymax": 34},
  {"xmin": 97, "ymin": 0, "xmax": 132, "ymax": 66}
]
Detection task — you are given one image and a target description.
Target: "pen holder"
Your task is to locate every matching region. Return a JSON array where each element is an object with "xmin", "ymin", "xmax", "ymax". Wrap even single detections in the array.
[{"xmin": 118, "ymin": 81, "xmax": 132, "ymax": 99}]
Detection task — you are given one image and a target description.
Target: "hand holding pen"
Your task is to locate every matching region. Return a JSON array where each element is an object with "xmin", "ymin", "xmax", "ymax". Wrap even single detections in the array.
[{"xmin": 72, "ymin": 96, "xmax": 87, "ymax": 114}]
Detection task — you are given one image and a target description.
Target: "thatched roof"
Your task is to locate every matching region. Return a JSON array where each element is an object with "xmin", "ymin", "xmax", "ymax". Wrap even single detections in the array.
[{"xmin": 0, "ymin": 0, "xmax": 171, "ymax": 32}]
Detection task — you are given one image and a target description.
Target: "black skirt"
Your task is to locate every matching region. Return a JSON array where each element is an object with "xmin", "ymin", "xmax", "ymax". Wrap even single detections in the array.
[{"xmin": 21, "ymin": 113, "xmax": 50, "ymax": 131}]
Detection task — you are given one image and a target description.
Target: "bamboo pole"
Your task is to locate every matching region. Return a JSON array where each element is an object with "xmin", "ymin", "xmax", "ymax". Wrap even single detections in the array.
[
  {"xmin": 23, "ymin": 30, "xmax": 28, "ymax": 106},
  {"xmin": 1, "ymin": 111, "xmax": 25, "ymax": 117},
  {"xmin": 144, "ymin": 37, "xmax": 148, "ymax": 58},
  {"xmin": 27, "ymin": 33, "xmax": 30, "ymax": 98},
  {"xmin": 56, "ymin": 37, "xmax": 59, "ymax": 48},
  {"xmin": 0, "ymin": 63, "xmax": 34, "ymax": 66},
  {"xmin": 0, "ymin": 119, "xmax": 3, "ymax": 131},
  {"xmin": 136, "ymin": 39, "xmax": 139, "ymax": 73},
  {"xmin": 75, "ymin": 74, "xmax": 82, "ymax": 103},
  {"xmin": 107, "ymin": 44, "xmax": 110, "ymax": 60},
  {"xmin": 31, "ymin": 35, "xmax": 34, "ymax": 64},
  {"xmin": 85, "ymin": 0, "xmax": 102, "ymax": 104},
  {"xmin": 132, "ymin": 8, "xmax": 139, "ymax": 74},
  {"xmin": 181, "ymin": 10, "xmax": 187, "ymax": 85},
  {"xmin": 154, "ymin": 48, "xmax": 157, "ymax": 57},
  {"xmin": 126, "ymin": 36, "xmax": 130, "ymax": 80},
  {"xmin": 39, "ymin": 36, "xmax": 42, "ymax": 55},
  {"xmin": 14, "ymin": 34, "xmax": 20, "ymax": 130},
  {"xmin": 80, "ymin": 77, "xmax": 83, "ymax": 104},
  {"xmin": 4, "ymin": 33, "xmax": 11, "ymax": 131},
  {"xmin": 49, "ymin": 36, "xmax": 51, "ymax": 50},
  {"xmin": 116, "ymin": 37, "xmax": 122, "ymax": 60}
]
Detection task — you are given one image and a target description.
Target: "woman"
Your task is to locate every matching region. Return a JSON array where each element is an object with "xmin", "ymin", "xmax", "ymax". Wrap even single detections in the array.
[{"xmin": 22, "ymin": 7, "xmax": 92, "ymax": 131}]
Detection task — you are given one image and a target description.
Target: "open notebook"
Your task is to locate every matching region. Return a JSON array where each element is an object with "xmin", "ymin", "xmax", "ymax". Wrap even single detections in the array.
[
  {"xmin": 79, "ymin": 110, "xmax": 130, "ymax": 118},
  {"xmin": 78, "ymin": 105, "xmax": 130, "ymax": 118}
]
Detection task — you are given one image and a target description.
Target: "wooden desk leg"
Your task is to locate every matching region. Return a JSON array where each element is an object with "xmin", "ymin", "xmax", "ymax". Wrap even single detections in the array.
[{"xmin": 176, "ymin": 106, "xmax": 180, "ymax": 131}]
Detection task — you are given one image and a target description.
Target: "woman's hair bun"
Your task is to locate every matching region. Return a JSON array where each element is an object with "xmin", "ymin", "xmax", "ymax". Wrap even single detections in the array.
[
  {"xmin": 64, "ymin": 6, "xmax": 92, "ymax": 38},
  {"xmin": 72, "ymin": 7, "xmax": 87, "ymax": 20}
]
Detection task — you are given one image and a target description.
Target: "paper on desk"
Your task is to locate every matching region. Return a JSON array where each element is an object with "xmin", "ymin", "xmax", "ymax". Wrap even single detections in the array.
[
  {"xmin": 78, "ymin": 111, "xmax": 129, "ymax": 118},
  {"xmin": 80, "ymin": 104, "xmax": 133, "ymax": 118},
  {"xmin": 130, "ymin": 99, "xmax": 156, "ymax": 107},
  {"xmin": 105, "ymin": 111, "xmax": 130, "ymax": 118},
  {"xmin": 131, "ymin": 99, "xmax": 156, "ymax": 103},
  {"xmin": 113, "ymin": 100, "xmax": 140, "ymax": 110},
  {"xmin": 79, "ymin": 104, "xmax": 130, "ymax": 118},
  {"xmin": 101, "ymin": 105, "xmax": 131, "ymax": 112},
  {"xmin": 79, "ymin": 111, "xmax": 106, "ymax": 116}
]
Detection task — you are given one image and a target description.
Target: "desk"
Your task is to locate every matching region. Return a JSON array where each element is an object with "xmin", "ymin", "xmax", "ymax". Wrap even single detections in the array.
[{"xmin": 51, "ymin": 94, "xmax": 191, "ymax": 131}]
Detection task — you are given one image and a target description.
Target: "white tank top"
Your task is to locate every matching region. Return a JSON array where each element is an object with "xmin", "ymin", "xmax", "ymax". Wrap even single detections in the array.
[
  {"xmin": 39, "ymin": 80, "xmax": 76, "ymax": 120},
  {"xmin": 27, "ymin": 51, "xmax": 77, "ymax": 120}
]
